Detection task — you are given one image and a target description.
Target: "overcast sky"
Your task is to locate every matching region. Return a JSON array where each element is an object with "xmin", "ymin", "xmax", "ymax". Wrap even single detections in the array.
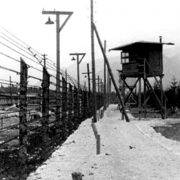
[{"xmin": 0, "ymin": 0, "xmax": 179, "ymax": 70}]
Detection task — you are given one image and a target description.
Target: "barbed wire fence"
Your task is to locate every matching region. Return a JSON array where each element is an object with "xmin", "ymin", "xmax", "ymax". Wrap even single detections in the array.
[{"xmin": 0, "ymin": 27, "xmax": 104, "ymax": 179}]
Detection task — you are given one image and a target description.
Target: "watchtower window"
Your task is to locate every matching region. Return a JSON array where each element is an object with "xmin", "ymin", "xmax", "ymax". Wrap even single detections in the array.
[{"xmin": 121, "ymin": 52, "xmax": 129, "ymax": 64}]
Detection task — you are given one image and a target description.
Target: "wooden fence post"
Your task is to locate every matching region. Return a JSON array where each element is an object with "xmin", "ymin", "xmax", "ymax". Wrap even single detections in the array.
[
  {"xmin": 79, "ymin": 89, "xmax": 82, "ymax": 120},
  {"xmin": 62, "ymin": 77, "xmax": 67, "ymax": 137},
  {"xmin": 91, "ymin": 123, "xmax": 101, "ymax": 155},
  {"xmin": 68, "ymin": 83, "xmax": 73, "ymax": 133},
  {"xmin": 19, "ymin": 58, "xmax": 28, "ymax": 148},
  {"xmin": 72, "ymin": 172, "xmax": 83, "ymax": 180},
  {"xmin": 78, "ymin": 89, "xmax": 81, "ymax": 120},
  {"xmin": 19, "ymin": 58, "xmax": 28, "ymax": 178},
  {"xmin": 42, "ymin": 67, "xmax": 50, "ymax": 144},
  {"xmin": 89, "ymin": 92, "xmax": 93, "ymax": 117},
  {"xmin": 55, "ymin": 76, "xmax": 61, "ymax": 134},
  {"xmin": 74, "ymin": 87, "xmax": 78, "ymax": 127},
  {"xmin": 0, "ymin": 117, "xmax": 3, "ymax": 128},
  {"xmin": 83, "ymin": 90, "xmax": 87, "ymax": 118}
]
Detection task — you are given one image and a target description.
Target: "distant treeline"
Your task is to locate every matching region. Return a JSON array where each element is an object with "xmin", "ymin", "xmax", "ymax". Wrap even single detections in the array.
[{"xmin": 144, "ymin": 76, "xmax": 180, "ymax": 110}]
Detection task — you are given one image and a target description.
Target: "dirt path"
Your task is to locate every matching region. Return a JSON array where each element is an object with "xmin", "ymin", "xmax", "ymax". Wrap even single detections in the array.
[{"xmin": 27, "ymin": 105, "xmax": 180, "ymax": 180}]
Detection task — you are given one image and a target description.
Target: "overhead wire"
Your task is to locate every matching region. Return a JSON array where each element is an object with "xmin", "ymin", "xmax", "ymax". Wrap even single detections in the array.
[
  {"xmin": 0, "ymin": 50, "xmax": 43, "ymax": 74},
  {"xmin": 0, "ymin": 35, "xmax": 35, "ymax": 58},
  {"xmin": 0, "ymin": 31, "xmax": 47, "ymax": 69},
  {"xmin": 0, "ymin": 26, "xmax": 55, "ymax": 67},
  {"xmin": 0, "ymin": 51, "xmax": 20, "ymax": 63},
  {"xmin": 0, "ymin": 28, "xmax": 53, "ymax": 71},
  {"xmin": 0, "ymin": 26, "xmax": 81, "ymax": 89},
  {"xmin": 0, "ymin": 40, "xmax": 43, "ymax": 66},
  {"xmin": 0, "ymin": 65, "xmax": 20, "ymax": 74},
  {"xmin": 0, "ymin": 26, "xmax": 69, "ymax": 75}
]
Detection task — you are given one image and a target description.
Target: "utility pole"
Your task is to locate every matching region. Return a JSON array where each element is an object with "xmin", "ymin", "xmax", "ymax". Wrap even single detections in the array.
[
  {"xmin": 42, "ymin": 10, "xmax": 73, "ymax": 124},
  {"xmin": 69, "ymin": 53, "xmax": 86, "ymax": 89},
  {"xmin": 100, "ymin": 79, "xmax": 103, "ymax": 94},
  {"xmin": 107, "ymin": 70, "xmax": 109, "ymax": 106},
  {"xmin": 43, "ymin": 54, "xmax": 47, "ymax": 68},
  {"xmin": 90, "ymin": 0, "xmax": 97, "ymax": 123},
  {"xmin": 100, "ymin": 79, "xmax": 104, "ymax": 107},
  {"xmin": 104, "ymin": 40, "xmax": 107, "ymax": 110},
  {"xmin": 109, "ymin": 76, "xmax": 111, "ymax": 104},
  {"xmin": 87, "ymin": 63, "xmax": 91, "ymax": 92},
  {"xmin": 82, "ymin": 63, "xmax": 92, "ymax": 92},
  {"xmin": 159, "ymin": 36, "xmax": 164, "ymax": 116},
  {"xmin": 97, "ymin": 76, "xmax": 100, "ymax": 93}
]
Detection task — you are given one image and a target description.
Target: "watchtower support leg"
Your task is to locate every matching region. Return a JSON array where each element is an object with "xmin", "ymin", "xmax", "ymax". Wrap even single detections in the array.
[
  {"xmin": 143, "ymin": 59, "xmax": 147, "ymax": 118},
  {"xmin": 124, "ymin": 78, "xmax": 139, "ymax": 105},
  {"xmin": 122, "ymin": 77, "xmax": 125, "ymax": 120},
  {"xmin": 138, "ymin": 77, "xmax": 142, "ymax": 114}
]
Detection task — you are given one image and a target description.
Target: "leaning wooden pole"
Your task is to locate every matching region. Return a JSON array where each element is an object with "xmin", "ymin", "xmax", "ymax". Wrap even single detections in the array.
[{"xmin": 93, "ymin": 23, "xmax": 130, "ymax": 122}]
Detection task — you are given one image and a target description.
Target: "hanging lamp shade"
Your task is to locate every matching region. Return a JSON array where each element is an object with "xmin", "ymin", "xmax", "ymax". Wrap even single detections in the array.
[
  {"xmin": 45, "ymin": 17, "xmax": 54, "ymax": 25},
  {"xmin": 71, "ymin": 57, "xmax": 76, "ymax": 61}
]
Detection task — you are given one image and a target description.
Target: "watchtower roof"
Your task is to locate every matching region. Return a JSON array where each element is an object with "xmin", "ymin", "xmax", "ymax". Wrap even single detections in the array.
[{"xmin": 109, "ymin": 41, "xmax": 174, "ymax": 51}]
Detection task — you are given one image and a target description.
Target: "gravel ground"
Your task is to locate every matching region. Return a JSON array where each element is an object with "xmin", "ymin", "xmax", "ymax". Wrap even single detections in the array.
[{"xmin": 27, "ymin": 105, "xmax": 180, "ymax": 180}]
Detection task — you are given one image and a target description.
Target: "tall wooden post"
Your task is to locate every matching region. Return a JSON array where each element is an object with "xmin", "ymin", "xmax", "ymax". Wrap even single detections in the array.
[
  {"xmin": 87, "ymin": 63, "xmax": 91, "ymax": 92},
  {"xmin": 100, "ymin": 79, "xmax": 103, "ymax": 107},
  {"xmin": 97, "ymin": 76, "xmax": 100, "ymax": 93},
  {"xmin": 42, "ymin": 67, "xmax": 50, "ymax": 144},
  {"xmin": 56, "ymin": 14, "xmax": 61, "ymax": 129},
  {"xmin": 97, "ymin": 76, "xmax": 100, "ymax": 110},
  {"xmin": 42, "ymin": 10, "xmax": 73, "ymax": 129},
  {"xmin": 104, "ymin": 40, "xmax": 107, "ymax": 110},
  {"xmin": 91, "ymin": 0, "xmax": 97, "ymax": 123},
  {"xmin": 86, "ymin": 64, "xmax": 91, "ymax": 115},
  {"xmin": 109, "ymin": 77, "xmax": 111, "ymax": 103},
  {"xmin": 107, "ymin": 71, "xmax": 109, "ymax": 107}
]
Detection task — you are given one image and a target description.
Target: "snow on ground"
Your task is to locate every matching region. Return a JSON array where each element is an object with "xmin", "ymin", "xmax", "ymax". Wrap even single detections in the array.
[{"xmin": 27, "ymin": 105, "xmax": 180, "ymax": 180}]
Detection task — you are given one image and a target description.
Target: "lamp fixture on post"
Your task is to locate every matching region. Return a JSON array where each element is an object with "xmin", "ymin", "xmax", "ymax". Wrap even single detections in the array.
[
  {"xmin": 69, "ymin": 53, "xmax": 86, "ymax": 89},
  {"xmin": 71, "ymin": 57, "xmax": 76, "ymax": 61},
  {"xmin": 45, "ymin": 17, "xmax": 54, "ymax": 25},
  {"xmin": 42, "ymin": 10, "xmax": 73, "ymax": 126},
  {"xmin": 82, "ymin": 63, "xmax": 92, "ymax": 92}
]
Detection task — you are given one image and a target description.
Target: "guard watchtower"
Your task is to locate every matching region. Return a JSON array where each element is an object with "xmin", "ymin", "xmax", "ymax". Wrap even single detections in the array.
[{"xmin": 110, "ymin": 40, "xmax": 174, "ymax": 118}]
